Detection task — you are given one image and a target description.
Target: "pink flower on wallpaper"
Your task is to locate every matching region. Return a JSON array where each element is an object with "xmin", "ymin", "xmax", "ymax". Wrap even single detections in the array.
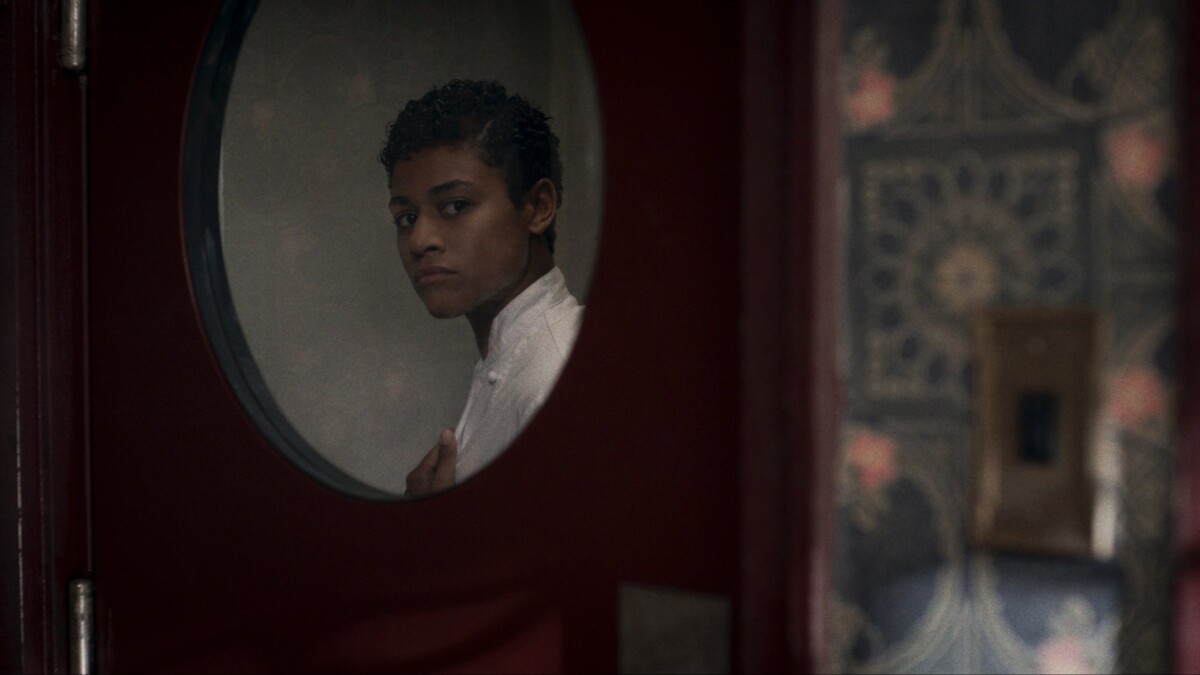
[
  {"xmin": 847, "ymin": 66, "xmax": 898, "ymax": 130},
  {"xmin": 1109, "ymin": 367, "xmax": 1167, "ymax": 429},
  {"xmin": 1105, "ymin": 123, "xmax": 1170, "ymax": 189},
  {"xmin": 1037, "ymin": 635, "xmax": 1093, "ymax": 675},
  {"xmin": 847, "ymin": 430, "xmax": 898, "ymax": 490}
]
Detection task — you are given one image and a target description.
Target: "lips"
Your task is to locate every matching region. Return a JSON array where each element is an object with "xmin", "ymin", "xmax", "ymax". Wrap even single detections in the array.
[{"xmin": 415, "ymin": 266, "xmax": 456, "ymax": 286}]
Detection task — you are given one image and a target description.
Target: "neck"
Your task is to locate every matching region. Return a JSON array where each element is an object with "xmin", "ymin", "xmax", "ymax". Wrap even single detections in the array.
[{"xmin": 466, "ymin": 242, "xmax": 554, "ymax": 359}]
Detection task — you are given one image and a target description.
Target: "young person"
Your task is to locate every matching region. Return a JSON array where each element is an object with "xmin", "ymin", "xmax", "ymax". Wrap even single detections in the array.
[{"xmin": 379, "ymin": 80, "xmax": 583, "ymax": 498}]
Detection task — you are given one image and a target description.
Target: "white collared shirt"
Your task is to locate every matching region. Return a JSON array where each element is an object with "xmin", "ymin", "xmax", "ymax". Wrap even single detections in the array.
[{"xmin": 454, "ymin": 267, "xmax": 583, "ymax": 480}]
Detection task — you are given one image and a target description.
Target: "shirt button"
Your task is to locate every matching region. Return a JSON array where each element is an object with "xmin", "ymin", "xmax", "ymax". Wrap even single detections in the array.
[{"xmin": 487, "ymin": 370, "xmax": 499, "ymax": 384}]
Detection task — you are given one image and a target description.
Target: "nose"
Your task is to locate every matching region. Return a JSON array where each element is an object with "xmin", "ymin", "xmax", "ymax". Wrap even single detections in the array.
[{"xmin": 405, "ymin": 215, "xmax": 444, "ymax": 258}]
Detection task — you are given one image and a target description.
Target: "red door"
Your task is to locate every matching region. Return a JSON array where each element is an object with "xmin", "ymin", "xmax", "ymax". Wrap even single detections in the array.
[
  {"xmin": 4, "ymin": 0, "xmax": 840, "ymax": 671},
  {"xmin": 86, "ymin": 2, "xmax": 738, "ymax": 672}
]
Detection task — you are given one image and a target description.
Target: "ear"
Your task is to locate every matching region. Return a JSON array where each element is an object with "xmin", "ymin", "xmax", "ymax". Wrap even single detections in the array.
[{"xmin": 523, "ymin": 178, "xmax": 557, "ymax": 236}]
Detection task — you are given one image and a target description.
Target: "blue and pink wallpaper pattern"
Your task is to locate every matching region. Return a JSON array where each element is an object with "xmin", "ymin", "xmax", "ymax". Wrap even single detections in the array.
[{"xmin": 834, "ymin": 1, "xmax": 1178, "ymax": 672}]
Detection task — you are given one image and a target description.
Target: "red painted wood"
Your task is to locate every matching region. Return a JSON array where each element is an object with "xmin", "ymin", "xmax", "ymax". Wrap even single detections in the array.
[
  {"xmin": 740, "ymin": 1, "xmax": 841, "ymax": 672},
  {"xmin": 2, "ymin": 0, "xmax": 835, "ymax": 669},
  {"xmin": 0, "ymin": 1, "xmax": 90, "ymax": 672},
  {"xmin": 0, "ymin": 6, "xmax": 35, "ymax": 672},
  {"xmin": 1176, "ymin": 1, "xmax": 1200, "ymax": 673},
  {"xmin": 86, "ymin": 1, "xmax": 743, "ymax": 671}
]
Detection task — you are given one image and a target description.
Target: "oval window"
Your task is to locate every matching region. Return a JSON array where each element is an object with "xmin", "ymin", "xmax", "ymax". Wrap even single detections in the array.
[{"xmin": 184, "ymin": 0, "xmax": 603, "ymax": 499}]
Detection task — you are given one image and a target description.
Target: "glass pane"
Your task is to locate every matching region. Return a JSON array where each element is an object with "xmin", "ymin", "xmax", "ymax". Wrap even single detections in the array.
[{"xmin": 190, "ymin": 0, "xmax": 603, "ymax": 498}]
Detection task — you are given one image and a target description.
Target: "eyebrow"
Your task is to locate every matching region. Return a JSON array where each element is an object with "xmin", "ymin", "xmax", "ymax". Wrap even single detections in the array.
[{"xmin": 389, "ymin": 179, "xmax": 476, "ymax": 207}]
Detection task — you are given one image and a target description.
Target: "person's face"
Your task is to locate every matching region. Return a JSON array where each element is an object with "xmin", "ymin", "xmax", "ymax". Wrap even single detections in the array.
[{"xmin": 388, "ymin": 144, "xmax": 537, "ymax": 320}]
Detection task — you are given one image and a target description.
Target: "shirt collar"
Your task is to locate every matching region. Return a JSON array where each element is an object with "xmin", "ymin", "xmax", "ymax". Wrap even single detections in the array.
[{"xmin": 484, "ymin": 267, "xmax": 570, "ymax": 364}]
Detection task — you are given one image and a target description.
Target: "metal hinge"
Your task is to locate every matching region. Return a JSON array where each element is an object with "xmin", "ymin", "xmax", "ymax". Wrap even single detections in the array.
[
  {"xmin": 60, "ymin": 0, "xmax": 86, "ymax": 71},
  {"xmin": 68, "ymin": 579, "xmax": 94, "ymax": 675}
]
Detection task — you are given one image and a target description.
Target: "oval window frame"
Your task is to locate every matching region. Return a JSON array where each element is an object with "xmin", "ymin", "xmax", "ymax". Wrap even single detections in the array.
[
  {"xmin": 182, "ymin": 0, "xmax": 394, "ymax": 499},
  {"xmin": 182, "ymin": 0, "xmax": 603, "ymax": 501}
]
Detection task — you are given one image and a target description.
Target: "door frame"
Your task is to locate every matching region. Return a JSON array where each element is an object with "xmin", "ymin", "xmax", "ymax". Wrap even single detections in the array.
[
  {"xmin": 1, "ymin": 1, "xmax": 91, "ymax": 673},
  {"xmin": 1175, "ymin": 2, "xmax": 1200, "ymax": 672},
  {"xmin": 738, "ymin": 0, "xmax": 842, "ymax": 672}
]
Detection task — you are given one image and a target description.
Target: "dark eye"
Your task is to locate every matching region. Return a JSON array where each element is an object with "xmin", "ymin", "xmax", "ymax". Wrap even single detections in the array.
[
  {"xmin": 393, "ymin": 212, "xmax": 417, "ymax": 229},
  {"xmin": 442, "ymin": 199, "xmax": 470, "ymax": 216}
]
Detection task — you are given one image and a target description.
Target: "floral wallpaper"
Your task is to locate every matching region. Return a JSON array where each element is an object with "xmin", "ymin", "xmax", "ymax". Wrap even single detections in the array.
[{"xmin": 833, "ymin": 0, "xmax": 1178, "ymax": 672}]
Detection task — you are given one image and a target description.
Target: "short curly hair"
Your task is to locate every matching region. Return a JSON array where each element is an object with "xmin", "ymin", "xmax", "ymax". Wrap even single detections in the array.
[{"xmin": 379, "ymin": 79, "xmax": 563, "ymax": 253}]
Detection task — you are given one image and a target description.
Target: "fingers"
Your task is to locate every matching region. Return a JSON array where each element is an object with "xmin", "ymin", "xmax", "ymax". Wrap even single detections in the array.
[
  {"xmin": 430, "ymin": 428, "xmax": 457, "ymax": 491},
  {"xmin": 404, "ymin": 442, "xmax": 441, "ymax": 497},
  {"xmin": 404, "ymin": 428, "xmax": 457, "ymax": 498}
]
